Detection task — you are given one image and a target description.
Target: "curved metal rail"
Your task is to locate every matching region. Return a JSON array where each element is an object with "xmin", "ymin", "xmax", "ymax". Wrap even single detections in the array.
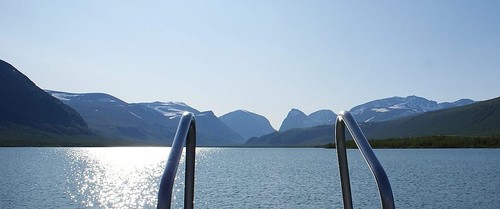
[
  {"xmin": 157, "ymin": 112, "xmax": 196, "ymax": 209},
  {"xmin": 335, "ymin": 111, "xmax": 395, "ymax": 209}
]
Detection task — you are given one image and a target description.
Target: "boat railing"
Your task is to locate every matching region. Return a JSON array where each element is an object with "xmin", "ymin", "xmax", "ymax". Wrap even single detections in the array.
[
  {"xmin": 157, "ymin": 110, "xmax": 393, "ymax": 209},
  {"xmin": 335, "ymin": 110, "xmax": 395, "ymax": 209},
  {"xmin": 157, "ymin": 112, "xmax": 196, "ymax": 209}
]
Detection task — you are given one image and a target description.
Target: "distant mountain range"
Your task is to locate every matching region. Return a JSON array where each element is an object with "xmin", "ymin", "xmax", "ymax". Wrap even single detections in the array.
[
  {"xmin": 274, "ymin": 96, "xmax": 474, "ymax": 134},
  {"xmin": 2, "ymin": 59, "xmax": 497, "ymax": 147},
  {"xmin": 46, "ymin": 91, "xmax": 178, "ymax": 144},
  {"xmin": 361, "ymin": 96, "xmax": 500, "ymax": 139},
  {"xmin": 350, "ymin": 95, "xmax": 475, "ymax": 122},
  {"xmin": 247, "ymin": 97, "xmax": 500, "ymax": 146},
  {"xmin": 46, "ymin": 91, "xmax": 244, "ymax": 146},
  {"xmin": 279, "ymin": 109, "xmax": 336, "ymax": 131}
]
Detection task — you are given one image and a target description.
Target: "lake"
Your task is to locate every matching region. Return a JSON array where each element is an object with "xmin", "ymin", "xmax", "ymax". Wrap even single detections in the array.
[{"xmin": 1, "ymin": 148, "xmax": 499, "ymax": 208}]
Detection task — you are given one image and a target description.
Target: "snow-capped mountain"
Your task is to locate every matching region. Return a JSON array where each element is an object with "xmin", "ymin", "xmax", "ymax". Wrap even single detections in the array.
[
  {"xmin": 137, "ymin": 101, "xmax": 200, "ymax": 119},
  {"xmin": 138, "ymin": 102, "xmax": 244, "ymax": 145},
  {"xmin": 220, "ymin": 110, "xmax": 276, "ymax": 140},
  {"xmin": 279, "ymin": 109, "xmax": 336, "ymax": 132},
  {"xmin": 350, "ymin": 95, "xmax": 475, "ymax": 122},
  {"xmin": 46, "ymin": 90, "xmax": 178, "ymax": 143},
  {"xmin": 47, "ymin": 91, "xmax": 244, "ymax": 145}
]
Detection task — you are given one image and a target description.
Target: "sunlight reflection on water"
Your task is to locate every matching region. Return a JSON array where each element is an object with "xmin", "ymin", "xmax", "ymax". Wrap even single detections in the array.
[
  {"xmin": 3, "ymin": 148, "xmax": 498, "ymax": 208},
  {"xmin": 62, "ymin": 147, "xmax": 215, "ymax": 208}
]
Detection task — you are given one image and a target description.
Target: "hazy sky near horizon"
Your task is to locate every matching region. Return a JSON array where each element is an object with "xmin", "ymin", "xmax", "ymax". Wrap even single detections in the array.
[{"xmin": 1, "ymin": 1, "xmax": 499, "ymax": 129}]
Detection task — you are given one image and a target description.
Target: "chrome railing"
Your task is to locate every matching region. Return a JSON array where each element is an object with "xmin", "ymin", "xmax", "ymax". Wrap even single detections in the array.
[
  {"xmin": 157, "ymin": 112, "xmax": 196, "ymax": 209},
  {"xmin": 335, "ymin": 111, "xmax": 395, "ymax": 209}
]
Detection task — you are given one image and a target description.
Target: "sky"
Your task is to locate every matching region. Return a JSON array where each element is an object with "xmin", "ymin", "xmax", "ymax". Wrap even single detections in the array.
[{"xmin": 1, "ymin": 0, "xmax": 499, "ymax": 129}]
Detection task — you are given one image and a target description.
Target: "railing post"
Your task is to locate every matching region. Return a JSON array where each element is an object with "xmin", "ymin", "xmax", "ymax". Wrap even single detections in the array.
[
  {"xmin": 335, "ymin": 111, "xmax": 395, "ymax": 209},
  {"xmin": 157, "ymin": 112, "xmax": 196, "ymax": 209},
  {"xmin": 184, "ymin": 121, "xmax": 196, "ymax": 208},
  {"xmin": 335, "ymin": 117, "xmax": 353, "ymax": 209}
]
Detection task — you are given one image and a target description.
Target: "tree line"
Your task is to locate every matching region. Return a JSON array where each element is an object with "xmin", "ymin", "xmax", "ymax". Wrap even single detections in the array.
[{"xmin": 325, "ymin": 135, "xmax": 500, "ymax": 148}]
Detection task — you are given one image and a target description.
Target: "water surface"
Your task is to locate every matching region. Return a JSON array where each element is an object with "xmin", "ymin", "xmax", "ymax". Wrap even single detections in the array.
[{"xmin": 1, "ymin": 148, "xmax": 499, "ymax": 208}]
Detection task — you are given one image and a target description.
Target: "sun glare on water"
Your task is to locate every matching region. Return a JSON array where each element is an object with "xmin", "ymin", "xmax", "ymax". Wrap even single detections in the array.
[{"xmin": 63, "ymin": 147, "xmax": 177, "ymax": 208}]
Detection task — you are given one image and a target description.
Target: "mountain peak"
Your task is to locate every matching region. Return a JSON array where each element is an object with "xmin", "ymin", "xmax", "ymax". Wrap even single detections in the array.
[
  {"xmin": 220, "ymin": 110, "xmax": 275, "ymax": 140},
  {"xmin": 235, "ymin": 109, "xmax": 253, "ymax": 114},
  {"xmin": 288, "ymin": 108, "xmax": 306, "ymax": 117},
  {"xmin": 279, "ymin": 108, "xmax": 335, "ymax": 132},
  {"xmin": 309, "ymin": 109, "xmax": 337, "ymax": 125},
  {"xmin": 350, "ymin": 95, "xmax": 475, "ymax": 122}
]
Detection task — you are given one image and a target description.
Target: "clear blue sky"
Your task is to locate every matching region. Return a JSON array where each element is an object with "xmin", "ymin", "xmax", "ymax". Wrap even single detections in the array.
[{"xmin": 1, "ymin": 1, "xmax": 499, "ymax": 129}]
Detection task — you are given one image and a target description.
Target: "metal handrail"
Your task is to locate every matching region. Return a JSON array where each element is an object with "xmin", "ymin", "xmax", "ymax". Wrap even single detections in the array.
[
  {"xmin": 335, "ymin": 111, "xmax": 395, "ymax": 209},
  {"xmin": 157, "ymin": 112, "xmax": 196, "ymax": 209}
]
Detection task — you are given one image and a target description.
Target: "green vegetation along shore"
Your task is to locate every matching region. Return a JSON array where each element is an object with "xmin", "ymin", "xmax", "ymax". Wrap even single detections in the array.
[{"xmin": 324, "ymin": 135, "xmax": 500, "ymax": 149}]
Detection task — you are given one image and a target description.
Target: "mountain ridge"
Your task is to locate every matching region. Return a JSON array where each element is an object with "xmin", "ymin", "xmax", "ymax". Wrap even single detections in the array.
[
  {"xmin": 247, "ymin": 97, "xmax": 500, "ymax": 146},
  {"xmin": 47, "ymin": 90, "xmax": 244, "ymax": 146},
  {"xmin": 279, "ymin": 109, "xmax": 336, "ymax": 132},
  {"xmin": 3, "ymin": 59, "xmax": 492, "ymax": 147},
  {"xmin": 350, "ymin": 95, "xmax": 475, "ymax": 122},
  {"xmin": 220, "ymin": 109, "xmax": 276, "ymax": 140}
]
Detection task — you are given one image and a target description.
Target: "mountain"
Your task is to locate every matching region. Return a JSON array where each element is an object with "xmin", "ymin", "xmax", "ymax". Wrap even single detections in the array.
[
  {"xmin": 279, "ymin": 109, "xmax": 336, "ymax": 132},
  {"xmin": 48, "ymin": 91, "xmax": 244, "ymax": 146},
  {"xmin": 220, "ymin": 110, "xmax": 276, "ymax": 140},
  {"xmin": 0, "ymin": 60, "xmax": 93, "ymax": 145},
  {"xmin": 195, "ymin": 111, "xmax": 245, "ymax": 145},
  {"xmin": 246, "ymin": 125, "xmax": 332, "ymax": 146},
  {"xmin": 138, "ymin": 102, "xmax": 244, "ymax": 145},
  {"xmin": 309, "ymin": 109, "xmax": 337, "ymax": 126},
  {"xmin": 362, "ymin": 96, "xmax": 500, "ymax": 139},
  {"xmin": 350, "ymin": 95, "xmax": 475, "ymax": 122},
  {"xmin": 138, "ymin": 101, "xmax": 201, "ymax": 119},
  {"xmin": 279, "ymin": 109, "xmax": 312, "ymax": 132},
  {"xmin": 47, "ymin": 90, "xmax": 177, "ymax": 144},
  {"xmin": 247, "ymin": 97, "xmax": 499, "ymax": 146}
]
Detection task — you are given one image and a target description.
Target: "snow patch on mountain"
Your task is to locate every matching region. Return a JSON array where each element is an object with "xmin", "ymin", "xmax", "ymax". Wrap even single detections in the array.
[
  {"xmin": 389, "ymin": 104, "xmax": 407, "ymax": 109},
  {"xmin": 372, "ymin": 108, "xmax": 390, "ymax": 113},
  {"xmin": 138, "ymin": 101, "xmax": 200, "ymax": 118},
  {"xmin": 50, "ymin": 92, "xmax": 81, "ymax": 101},
  {"xmin": 130, "ymin": 111, "xmax": 142, "ymax": 119},
  {"xmin": 365, "ymin": 117, "xmax": 375, "ymax": 122},
  {"xmin": 351, "ymin": 95, "xmax": 475, "ymax": 122}
]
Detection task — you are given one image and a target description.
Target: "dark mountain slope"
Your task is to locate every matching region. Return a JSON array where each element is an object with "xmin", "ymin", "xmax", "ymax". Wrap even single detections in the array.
[
  {"xmin": 246, "ymin": 125, "xmax": 333, "ymax": 146},
  {"xmin": 363, "ymin": 96, "xmax": 500, "ymax": 139},
  {"xmin": 0, "ymin": 60, "xmax": 91, "ymax": 137}
]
